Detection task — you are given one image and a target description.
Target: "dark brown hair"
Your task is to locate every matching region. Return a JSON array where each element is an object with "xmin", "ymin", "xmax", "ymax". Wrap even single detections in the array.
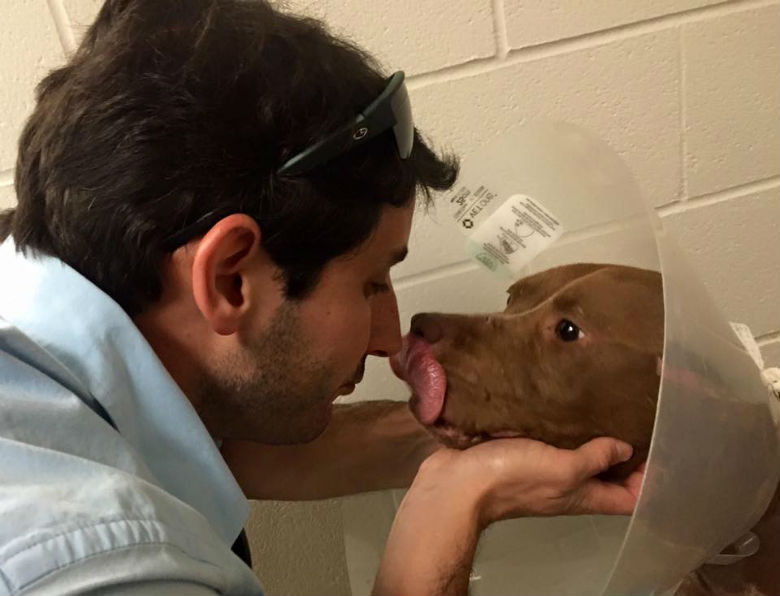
[{"xmin": 0, "ymin": 0, "xmax": 457, "ymax": 316}]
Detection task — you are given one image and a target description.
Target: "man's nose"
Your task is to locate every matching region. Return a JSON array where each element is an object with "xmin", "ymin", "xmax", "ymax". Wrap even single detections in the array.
[
  {"xmin": 410, "ymin": 313, "xmax": 444, "ymax": 344},
  {"xmin": 367, "ymin": 290, "xmax": 403, "ymax": 357}
]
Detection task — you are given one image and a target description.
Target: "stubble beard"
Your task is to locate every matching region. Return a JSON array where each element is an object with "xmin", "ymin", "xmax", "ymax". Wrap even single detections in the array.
[{"xmin": 196, "ymin": 301, "xmax": 335, "ymax": 444}]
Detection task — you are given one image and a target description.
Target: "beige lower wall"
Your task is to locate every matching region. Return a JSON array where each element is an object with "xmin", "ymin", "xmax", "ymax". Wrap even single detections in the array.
[{"xmin": 247, "ymin": 499, "xmax": 350, "ymax": 595}]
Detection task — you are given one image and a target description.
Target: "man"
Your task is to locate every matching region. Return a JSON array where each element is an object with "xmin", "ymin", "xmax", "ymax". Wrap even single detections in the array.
[{"xmin": 0, "ymin": 1, "xmax": 642, "ymax": 595}]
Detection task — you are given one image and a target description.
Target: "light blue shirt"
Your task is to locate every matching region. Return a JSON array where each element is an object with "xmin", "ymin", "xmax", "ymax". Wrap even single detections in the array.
[{"xmin": 0, "ymin": 239, "xmax": 264, "ymax": 595}]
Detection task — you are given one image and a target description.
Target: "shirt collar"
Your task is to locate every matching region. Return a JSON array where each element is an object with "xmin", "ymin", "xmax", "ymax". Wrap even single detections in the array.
[{"xmin": 0, "ymin": 239, "xmax": 249, "ymax": 545}]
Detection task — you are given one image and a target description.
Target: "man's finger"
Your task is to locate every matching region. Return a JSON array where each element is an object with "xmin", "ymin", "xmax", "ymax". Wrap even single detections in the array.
[
  {"xmin": 571, "ymin": 437, "xmax": 633, "ymax": 480},
  {"xmin": 575, "ymin": 479, "xmax": 637, "ymax": 515}
]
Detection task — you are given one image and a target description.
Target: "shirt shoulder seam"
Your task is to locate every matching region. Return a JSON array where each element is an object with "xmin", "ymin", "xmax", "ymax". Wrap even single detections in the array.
[{"xmin": 1, "ymin": 518, "xmax": 228, "ymax": 595}]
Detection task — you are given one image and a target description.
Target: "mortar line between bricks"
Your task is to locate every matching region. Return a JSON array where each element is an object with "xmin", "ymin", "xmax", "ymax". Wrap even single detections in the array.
[
  {"xmin": 657, "ymin": 177, "xmax": 780, "ymax": 216},
  {"xmin": 678, "ymin": 27, "xmax": 689, "ymax": 203},
  {"xmin": 491, "ymin": 0, "xmax": 509, "ymax": 59},
  {"xmin": 393, "ymin": 216, "xmax": 658, "ymax": 287},
  {"xmin": 394, "ymin": 175, "xmax": 779, "ymax": 286},
  {"xmin": 47, "ymin": 0, "xmax": 77, "ymax": 57},
  {"xmin": 408, "ymin": 0, "xmax": 776, "ymax": 91},
  {"xmin": 756, "ymin": 332, "xmax": 780, "ymax": 346},
  {"xmin": 393, "ymin": 260, "xmax": 478, "ymax": 290}
]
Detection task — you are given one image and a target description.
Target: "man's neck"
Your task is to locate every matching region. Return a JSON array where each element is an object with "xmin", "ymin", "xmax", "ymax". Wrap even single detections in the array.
[{"xmin": 133, "ymin": 302, "xmax": 210, "ymax": 428}]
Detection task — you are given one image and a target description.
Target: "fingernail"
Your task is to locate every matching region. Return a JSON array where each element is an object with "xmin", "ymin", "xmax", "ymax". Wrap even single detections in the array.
[{"xmin": 618, "ymin": 443, "xmax": 633, "ymax": 461}]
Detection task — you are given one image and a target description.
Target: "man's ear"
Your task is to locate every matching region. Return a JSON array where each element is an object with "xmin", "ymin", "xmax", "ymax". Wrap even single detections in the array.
[{"xmin": 190, "ymin": 214, "xmax": 265, "ymax": 335}]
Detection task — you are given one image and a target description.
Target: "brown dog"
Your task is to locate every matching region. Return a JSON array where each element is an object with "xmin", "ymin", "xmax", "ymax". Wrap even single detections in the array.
[
  {"xmin": 391, "ymin": 262, "xmax": 664, "ymax": 477},
  {"xmin": 391, "ymin": 262, "xmax": 778, "ymax": 595}
]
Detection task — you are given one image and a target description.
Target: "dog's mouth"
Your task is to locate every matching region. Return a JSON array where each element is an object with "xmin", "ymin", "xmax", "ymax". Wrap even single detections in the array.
[
  {"xmin": 425, "ymin": 416, "xmax": 523, "ymax": 449},
  {"xmin": 390, "ymin": 334, "xmax": 447, "ymax": 424},
  {"xmin": 391, "ymin": 334, "xmax": 523, "ymax": 449}
]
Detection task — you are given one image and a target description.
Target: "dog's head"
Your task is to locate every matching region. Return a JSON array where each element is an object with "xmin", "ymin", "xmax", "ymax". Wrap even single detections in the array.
[{"xmin": 391, "ymin": 263, "xmax": 664, "ymax": 476}]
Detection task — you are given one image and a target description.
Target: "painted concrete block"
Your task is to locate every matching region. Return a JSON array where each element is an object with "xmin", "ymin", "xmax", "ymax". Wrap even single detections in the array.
[
  {"xmin": 0, "ymin": 1, "xmax": 65, "ymax": 170},
  {"xmin": 683, "ymin": 5, "xmax": 780, "ymax": 196}
]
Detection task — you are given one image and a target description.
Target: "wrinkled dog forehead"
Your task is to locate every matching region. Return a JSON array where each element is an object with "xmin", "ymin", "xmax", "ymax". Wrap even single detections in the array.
[
  {"xmin": 505, "ymin": 263, "xmax": 664, "ymax": 347},
  {"xmin": 505, "ymin": 263, "xmax": 610, "ymax": 312}
]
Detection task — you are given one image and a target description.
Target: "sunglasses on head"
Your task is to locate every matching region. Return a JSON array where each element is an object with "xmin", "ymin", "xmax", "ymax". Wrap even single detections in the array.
[
  {"xmin": 277, "ymin": 70, "xmax": 414, "ymax": 175},
  {"xmin": 162, "ymin": 71, "xmax": 414, "ymax": 249}
]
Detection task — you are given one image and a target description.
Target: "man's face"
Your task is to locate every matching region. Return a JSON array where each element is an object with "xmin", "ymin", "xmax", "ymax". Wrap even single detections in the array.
[{"xmin": 197, "ymin": 202, "xmax": 413, "ymax": 444}]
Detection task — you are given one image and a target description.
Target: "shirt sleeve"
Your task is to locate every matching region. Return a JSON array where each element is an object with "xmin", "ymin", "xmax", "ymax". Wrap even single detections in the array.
[
  {"xmin": 81, "ymin": 580, "xmax": 220, "ymax": 596},
  {"xmin": 15, "ymin": 539, "xmax": 262, "ymax": 596}
]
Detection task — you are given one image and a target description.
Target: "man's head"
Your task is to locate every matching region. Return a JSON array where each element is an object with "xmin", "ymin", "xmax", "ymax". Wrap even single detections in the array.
[
  {"xmin": 1, "ymin": 0, "xmax": 457, "ymax": 442},
  {"xmin": 136, "ymin": 204, "xmax": 415, "ymax": 443}
]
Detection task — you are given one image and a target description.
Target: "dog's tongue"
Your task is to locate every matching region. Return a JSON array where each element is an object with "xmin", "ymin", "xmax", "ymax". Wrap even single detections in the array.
[{"xmin": 390, "ymin": 334, "xmax": 446, "ymax": 425}]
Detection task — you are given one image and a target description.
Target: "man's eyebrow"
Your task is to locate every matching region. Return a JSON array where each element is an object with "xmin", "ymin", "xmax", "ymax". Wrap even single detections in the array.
[{"xmin": 389, "ymin": 247, "xmax": 408, "ymax": 267}]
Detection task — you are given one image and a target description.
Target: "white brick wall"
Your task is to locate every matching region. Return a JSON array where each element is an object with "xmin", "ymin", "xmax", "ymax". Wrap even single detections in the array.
[
  {"xmin": 287, "ymin": 0, "xmax": 497, "ymax": 74},
  {"xmin": 2, "ymin": 1, "xmax": 778, "ymax": 594},
  {"xmin": 0, "ymin": 3, "xmax": 64, "ymax": 172},
  {"xmin": 683, "ymin": 5, "xmax": 780, "ymax": 196},
  {"xmin": 504, "ymin": 0, "xmax": 725, "ymax": 48}
]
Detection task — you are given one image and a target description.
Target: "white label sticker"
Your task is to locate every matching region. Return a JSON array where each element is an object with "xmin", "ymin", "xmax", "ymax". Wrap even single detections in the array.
[
  {"xmin": 466, "ymin": 194, "xmax": 564, "ymax": 275},
  {"xmin": 444, "ymin": 183, "xmax": 503, "ymax": 235}
]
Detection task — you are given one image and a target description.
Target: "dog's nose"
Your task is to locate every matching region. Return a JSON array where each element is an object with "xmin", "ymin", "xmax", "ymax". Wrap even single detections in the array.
[{"xmin": 410, "ymin": 313, "xmax": 444, "ymax": 344}]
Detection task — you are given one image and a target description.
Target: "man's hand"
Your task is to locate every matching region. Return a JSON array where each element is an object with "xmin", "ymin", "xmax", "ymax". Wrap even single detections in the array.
[
  {"xmin": 374, "ymin": 436, "xmax": 643, "ymax": 596},
  {"xmin": 442, "ymin": 436, "xmax": 643, "ymax": 524}
]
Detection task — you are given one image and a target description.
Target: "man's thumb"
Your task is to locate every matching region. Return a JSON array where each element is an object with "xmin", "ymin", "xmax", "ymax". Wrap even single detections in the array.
[{"xmin": 574, "ymin": 437, "xmax": 633, "ymax": 479}]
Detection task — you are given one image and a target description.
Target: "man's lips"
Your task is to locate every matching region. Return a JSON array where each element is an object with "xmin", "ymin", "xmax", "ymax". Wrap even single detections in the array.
[
  {"xmin": 390, "ymin": 334, "xmax": 447, "ymax": 424},
  {"xmin": 337, "ymin": 383, "xmax": 356, "ymax": 396},
  {"xmin": 336, "ymin": 360, "xmax": 366, "ymax": 397}
]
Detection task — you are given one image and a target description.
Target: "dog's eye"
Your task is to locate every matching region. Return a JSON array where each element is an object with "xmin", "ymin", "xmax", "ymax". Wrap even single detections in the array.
[{"xmin": 555, "ymin": 319, "xmax": 583, "ymax": 342}]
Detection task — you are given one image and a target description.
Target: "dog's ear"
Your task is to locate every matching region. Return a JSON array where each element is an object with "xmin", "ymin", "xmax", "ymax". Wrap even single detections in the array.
[
  {"xmin": 594, "ymin": 266, "xmax": 665, "ymax": 354},
  {"xmin": 506, "ymin": 263, "xmax": 607, "ymax": 313}
]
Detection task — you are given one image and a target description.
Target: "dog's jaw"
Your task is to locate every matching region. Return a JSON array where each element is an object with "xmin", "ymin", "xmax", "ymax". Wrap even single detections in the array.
[{"xmin": 423, "ymin": 413, "xmax": 525, "ymax": 450}]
